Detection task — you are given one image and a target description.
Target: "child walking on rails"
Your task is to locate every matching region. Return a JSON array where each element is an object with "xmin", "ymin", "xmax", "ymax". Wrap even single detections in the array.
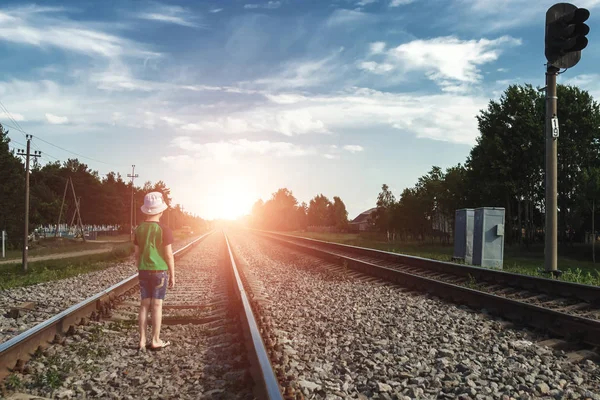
[{"xmin": 134, "ymin": 192, "xmax": 175, "ymax": 351}]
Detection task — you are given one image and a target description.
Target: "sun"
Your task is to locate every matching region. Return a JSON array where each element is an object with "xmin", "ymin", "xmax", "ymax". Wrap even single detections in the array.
[
  {"xmin": 215, "ymin": 196, "xmax": 251, "ymax": 220},
  {"xmin": 208, "ymin": 176, "xmax": 257, "ymax": 220}
]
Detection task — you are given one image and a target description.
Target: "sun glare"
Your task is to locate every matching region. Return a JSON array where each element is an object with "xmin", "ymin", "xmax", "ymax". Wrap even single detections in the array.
[
  {"xmin": 206, "ymin": 176, "xmax": 257, "ymax": 220},
  {"xmin": 215, "ymin": 196, "xmax": 251, "ymax": 220}
]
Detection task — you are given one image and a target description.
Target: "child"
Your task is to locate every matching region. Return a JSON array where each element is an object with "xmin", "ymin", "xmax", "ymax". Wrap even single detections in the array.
[{"xmin": 134, "ymin": 192, "xmax": 175, "ymax": 351}]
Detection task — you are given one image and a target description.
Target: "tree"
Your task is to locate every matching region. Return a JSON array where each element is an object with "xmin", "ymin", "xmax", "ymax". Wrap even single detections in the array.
[
  {"xmin": 331, "ymin": 196, "xmax": 349, "ymax": 231},
  {"xmin": 0, "ymin": 124, "xmax": 25, "ymax": 248},
  {"xmin": 438, "ymin": 164, "xmax": 469, "ymax": 237},
  {"xmin": 467, "ymin": 83, "xmax": 600, "ymax": 247},
  {"xmin": 373, "ymin": 184, "xmax": 396, "ymax": 240},
  {"xmin": 263, "ymin": 188, "xmax": 300, "ymax": 231},
  {"xmin": 554, "ymin": 85, "xmax": 600, "ymax": 246},
  {"xmin": 578, "ymin": 168, "xmax": 600, "ymax": 263},
  {"xmin": 307, "ymin": 194, "xmax": 333, "ymax": 227},
  {"xmin": 467, "ymin": 84, "xmax": 544, "ymax": 245},
  {"xmin": 296, "ymin": 201, "xmax": 308, "ymax": 230},
  {"xmin": 251, "ymin": 199, "xmax": 265, "ymax": 228},
  {"xmin": 397, "ymin": 187, "xmax": 427, "ymax": 241},
  {"xmin": 415, "ymin": 166, "xmax": 447, "ymax": 242}
]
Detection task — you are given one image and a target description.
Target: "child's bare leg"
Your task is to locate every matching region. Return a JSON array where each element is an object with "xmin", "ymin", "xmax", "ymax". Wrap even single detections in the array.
[
  {"xmin": 151, "ymin": 298, "xmax": 164, "ymax": 346},
  {"xmin": 138, "ymin": 298, "xmax": 151, "ymax": 349}
]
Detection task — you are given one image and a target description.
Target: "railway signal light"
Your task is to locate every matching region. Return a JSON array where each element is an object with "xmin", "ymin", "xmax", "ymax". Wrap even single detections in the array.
[{"xmin": 545, "ymin": 3, "xmax": 590, "ymax": 68}]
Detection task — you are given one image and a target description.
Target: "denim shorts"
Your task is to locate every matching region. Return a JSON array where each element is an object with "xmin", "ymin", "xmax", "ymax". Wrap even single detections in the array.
[{"xmin": 138, "ymin": 270, "xmax": 169, "ymax": 300}]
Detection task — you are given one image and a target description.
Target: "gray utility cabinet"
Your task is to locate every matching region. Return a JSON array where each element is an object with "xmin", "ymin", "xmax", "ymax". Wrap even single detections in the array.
[
  {"xmin": 472, "ymin": 207, "xmax": 505, "ymax": 269},
  {"xmin": 453, "ymin": 209, "xmax": 475, "ymax": 263}
]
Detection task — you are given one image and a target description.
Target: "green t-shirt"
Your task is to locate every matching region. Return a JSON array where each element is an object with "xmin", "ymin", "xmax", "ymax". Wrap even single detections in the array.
[{"xmin": 134, "ymin": 221, "xmax": 174, "ymax": 271}]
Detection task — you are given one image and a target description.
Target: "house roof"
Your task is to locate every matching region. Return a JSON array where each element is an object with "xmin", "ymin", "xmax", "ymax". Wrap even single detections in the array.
[{"xmin": 350, "ymin": 207, "xmax": 377, "ymax": 224}]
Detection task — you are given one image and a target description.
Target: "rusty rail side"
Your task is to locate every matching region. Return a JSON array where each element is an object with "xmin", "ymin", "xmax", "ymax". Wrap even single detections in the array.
[
  {"xmin": 261, "ymin": 233, "xmax": 600, "ymax": 349},
  {"xmin": 0, "ymin": 231, "xmax": 214, "ymax": 381},
  {"xmin": 223, "ymin": 233, "xmax": 283, "ymax": 400},
  {"xmin": 254, "ymin": 230, "xmax": 600, "ymax": 304}
]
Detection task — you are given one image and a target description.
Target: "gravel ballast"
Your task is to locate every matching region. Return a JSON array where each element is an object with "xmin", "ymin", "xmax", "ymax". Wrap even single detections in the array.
[
  {"xmin": 3, "ymin": 233, "xmax": 255, "ymax": 400},
  {"xmin": 0, "ymin": 238, "xmax": 200, "ymax": 344},
  {"xmin": 230, "ymin": 232, "xmax": 600, "ymax": 400}
]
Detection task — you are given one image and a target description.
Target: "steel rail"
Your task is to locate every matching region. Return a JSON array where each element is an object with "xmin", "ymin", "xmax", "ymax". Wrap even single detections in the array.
[
  {"xmin": 259, "ymin": 232, "xmax": 600, "ymax": 349},
  {"xmin": 255, "ymin": 230, "xmax": 600, "ymax": 305},
  {"xmin": 0, "ymin": 231, "xmax": 214, "ymax": 380},
  {"xmin": 223, "ymin": 233, "xmax": 283, "ymax": 400}
]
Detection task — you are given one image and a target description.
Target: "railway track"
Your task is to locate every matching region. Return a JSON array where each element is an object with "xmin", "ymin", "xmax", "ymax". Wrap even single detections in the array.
[
  {"xmin": 255, "ymin": 230, "xmax": 600, "ymax": 359},
  {"xmin": 1, "ymin": 231, "xmax": 284, "ymax": 399}
]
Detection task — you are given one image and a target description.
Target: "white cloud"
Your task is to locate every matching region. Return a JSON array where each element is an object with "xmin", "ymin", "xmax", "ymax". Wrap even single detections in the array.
[
  {"xmin": 168, "ymin": 136, "xmax": 315, "ymax": 164},
  {"xmin": 161, "ymin": 154, "xmax": 195, "ymax": 170},
  {"xmin": 344, "ymin": 145, "xmax": 364, "ymax": 153},
  {"xmin": 137, "ymin": 13, "xmax": 197, "ymax": 27},
  {"xmin": 263, "ymin": 87, "xmax": 487, "ymax": 145},
  {"xmin": 244, "ymin": 2, "xmax": 281, "ymax": 10},
  {"xmin": 358, "ymin": 61, "xmax": 394, "ymax": 74},
  {"xmin": 360, "ymin": 36, "xmax": 521, "ymax": 90},
  {"xmin": 324, "ymin": 154, "xmax": 339, "ymax": 159},
  {"xmin": 45, "ymin": 113, "xmax": 68, "ymax": 124},
  {"xmin": 249, "ymin": 48, "xmax": 346, "ymax": 90},
  {"xmin": 0, "ymin": 7, "xmax": 160, "ymax": 59},
  {"xmin": 562, "ymin": 74, "xmax": 600, "ymax": 100},
  {"xmin": 452, "ymin": 0, "xmax": 600, "ymax": 32},
  {"xmin": 0, "ymin": 111, "xmax": 25, "ymax": 121},
  {"xmin": 160, "ymin": 116, "xmax": 184, "ymax": 125},
  {"xmin": 210, "ymin": 8, "xmax": 224, "ymax": 13},
  {"xmin": 326, "ymin": 9, "xmax": 373, "ymax": 27},
  {"xmin": 390, "ymin": 0, "xmax": 414, "ymax": 6},
  {"xmin": 181, "ymin": 117, "xmax": 253, "ymax": 134},
  {"xmin": 136, "ymin": 3, "xmax": 202, "ymax": 28},
  {"xmin": 179, "ymin": 110, "xmax": 330, "ymax": 136},
  {"xmin": 357, "ymin": 0, "xmax": 378, "ymax": 5},
  {"xmin": 369, "ymin": 41, "xmax": 386, "ymax": 54}
]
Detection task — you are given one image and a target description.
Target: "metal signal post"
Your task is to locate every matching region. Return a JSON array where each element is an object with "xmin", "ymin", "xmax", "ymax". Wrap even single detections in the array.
[
  {"xmin": 17, "ymin": 135, "xmax": 42, "ymax": 272},
  {"xmin": 545, "ymin": 66, "xmax": 559, "ymax": 275},
  {"xmin": 543, "ymin": 3, "xmax": 590, "ymax": 275}
]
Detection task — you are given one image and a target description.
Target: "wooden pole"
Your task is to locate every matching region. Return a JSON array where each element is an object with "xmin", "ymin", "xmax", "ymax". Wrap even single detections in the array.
[{"xmin": 54, "ymin": 178, "xmax": 69, "ymax": 238}]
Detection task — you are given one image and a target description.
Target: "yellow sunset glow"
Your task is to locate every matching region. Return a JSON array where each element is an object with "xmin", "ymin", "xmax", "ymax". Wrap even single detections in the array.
[{"xmin": 204, "ymin": 176, "xmax": 257, "ymax": 220}]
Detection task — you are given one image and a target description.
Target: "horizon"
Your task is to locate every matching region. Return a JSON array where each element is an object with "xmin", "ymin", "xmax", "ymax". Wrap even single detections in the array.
[{"xmin": 2, "ymin": 0, "xmax": 600, "ymax": 220}]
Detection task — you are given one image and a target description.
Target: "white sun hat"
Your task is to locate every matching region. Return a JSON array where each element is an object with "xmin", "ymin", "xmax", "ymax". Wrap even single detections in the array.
[{"xmin": 141, "ymin": 192, "xmax": 168, "ymax": 215}]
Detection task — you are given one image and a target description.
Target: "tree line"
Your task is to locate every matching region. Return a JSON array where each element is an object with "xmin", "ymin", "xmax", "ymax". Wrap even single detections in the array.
[
  {"xmin": 0, "ymin": 124, "xmax": 205, "ymax": 248},
  {"xmin": 250, "ymin": 189, "xmax": 349, "ymax": 231},
  {"xmin": 371, "ymin": 84, "xmax": 600, "ymax": 247}
]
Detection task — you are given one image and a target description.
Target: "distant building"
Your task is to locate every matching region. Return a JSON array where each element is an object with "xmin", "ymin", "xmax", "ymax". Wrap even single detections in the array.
[{"xmin": 348, "ymin": 207, "xmax": 377, "ymax": 232}]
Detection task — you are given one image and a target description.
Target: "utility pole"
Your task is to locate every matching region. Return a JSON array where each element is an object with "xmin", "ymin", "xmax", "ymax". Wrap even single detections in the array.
[
  {"xmin": 543, "ymin": 3, "xmax": 590, "ymax": 276},
  {"xmin": 17, "ymin": 134, "xmax": 41, "ymax": 272},
  {"xmin": 128, "ymin": 165, "xmax": 139, "ymax": 242}
]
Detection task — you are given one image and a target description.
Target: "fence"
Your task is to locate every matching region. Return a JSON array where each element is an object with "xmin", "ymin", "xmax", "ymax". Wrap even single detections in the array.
[{"xmin": 34, "ymin": 224, "xmax": 121, "ymax": 239}]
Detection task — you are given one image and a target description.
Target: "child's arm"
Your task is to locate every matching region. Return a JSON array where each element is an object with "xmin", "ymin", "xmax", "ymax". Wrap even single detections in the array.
[{"xmin": 165, "ymin": 244, "xmax": 175, "ymax": 288}]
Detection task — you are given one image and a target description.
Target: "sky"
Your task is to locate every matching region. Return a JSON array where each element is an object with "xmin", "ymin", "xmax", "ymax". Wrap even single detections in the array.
[{"xmin": 2, "ymin": 0, "xmax": 600, "ymax": 220}]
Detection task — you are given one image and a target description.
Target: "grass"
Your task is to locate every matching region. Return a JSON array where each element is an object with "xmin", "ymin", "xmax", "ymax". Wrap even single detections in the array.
[
  {"xmin": 3, "ymin": 237, "xmax": 114, "ymax": 260},
  {"xmin": 0, "ymin": 243, "xmax": 133, "ymax": 289},
  {"xmin": 288, "ymin": 231, "xmax": 600, "ymax": 286},
  {"xmin": 5, "ymin": 374, "xmax": 23, "ymax": 390},
  {"xmin": 93, "ymin": 233, "xmax": 130, "ymax": 242}
]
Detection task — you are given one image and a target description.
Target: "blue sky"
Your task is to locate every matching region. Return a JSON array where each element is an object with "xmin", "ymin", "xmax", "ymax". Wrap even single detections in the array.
[{"xmin": 2, "ymin": 0, "xmax": 600, "ymax": 220}]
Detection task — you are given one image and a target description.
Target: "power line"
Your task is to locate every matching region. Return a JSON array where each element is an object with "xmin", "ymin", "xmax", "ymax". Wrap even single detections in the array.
[
  {"xmin": 9, "ymin": 139, "xmax": 26, "ymax": 147},
  {"xmin": 0, "ymin": 107, "xmax": 122, "ymax": 168},
  {"xmin": 0, "ymin": 99, "xmax": 27, "ymax": 139},
  {"xmin": 33, "ymin": 135, "xmax": 116, "ymax": 166},
  {"xmin": 4, "ymin": 124, "xmax": 94, "ymax": 165},
  {"xmin": 0, "ymin": 101, "xmax": 148, "ymax": 179}
]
